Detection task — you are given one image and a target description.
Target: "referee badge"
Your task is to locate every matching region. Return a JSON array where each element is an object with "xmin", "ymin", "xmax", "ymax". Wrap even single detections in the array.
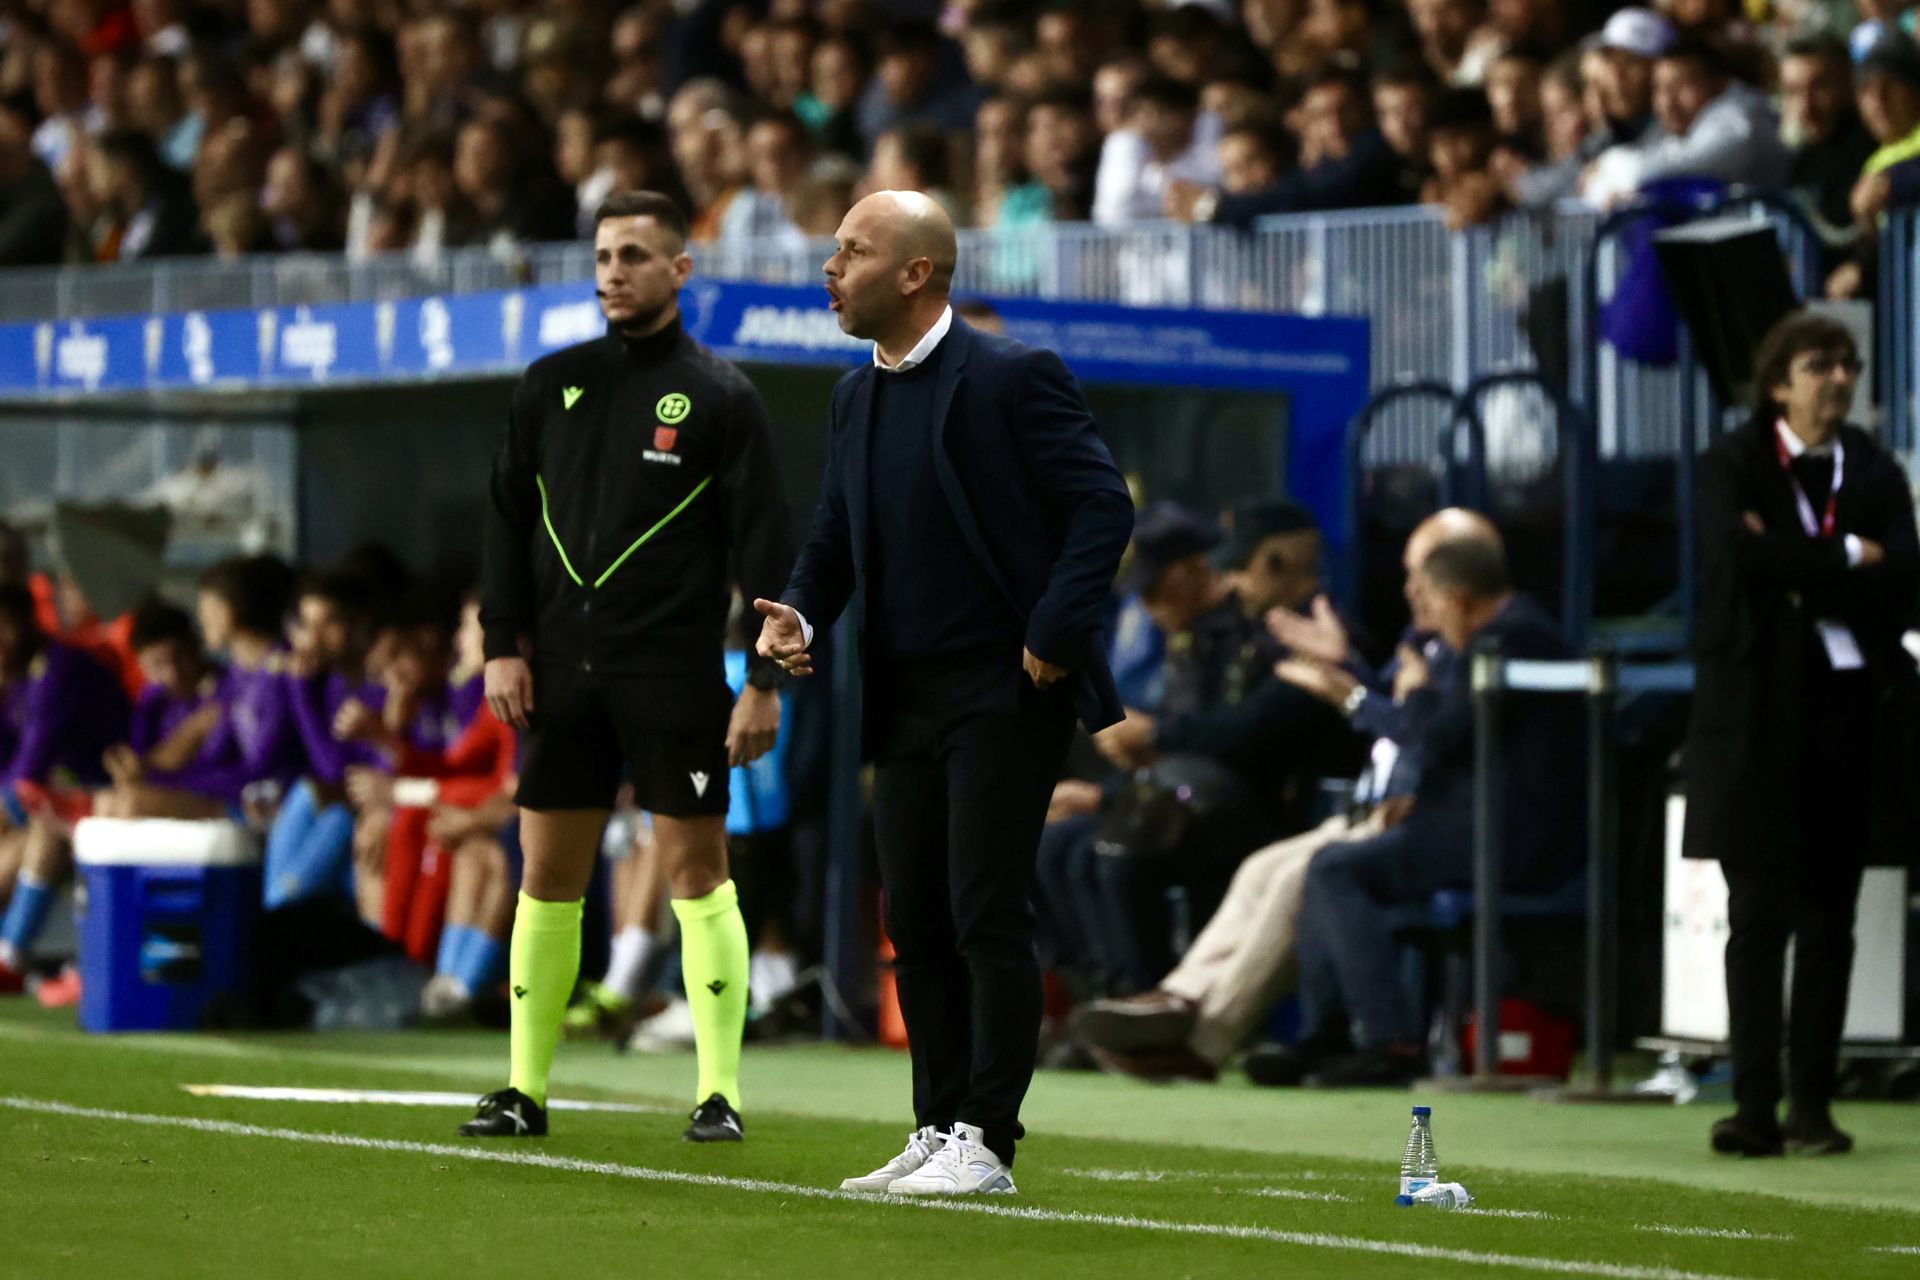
[{"xmin": 654, "ymin": 425, "xmax": 678, "ymax": 452}]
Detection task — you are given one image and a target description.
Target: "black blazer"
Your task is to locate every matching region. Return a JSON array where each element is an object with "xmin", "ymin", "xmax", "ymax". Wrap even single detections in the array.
[
  {"xmin": 1683, "ymin": 414, "xmax": 1920, "ymax": 868},
  {"xmin": 782, "ymin": 316, "xmax": 1135, "ymax": 736}
]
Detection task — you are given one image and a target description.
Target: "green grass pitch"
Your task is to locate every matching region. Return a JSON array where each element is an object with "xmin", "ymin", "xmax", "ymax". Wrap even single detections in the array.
[{"xmin": 3, "ymin": 1002, "xmax": 1917, "ymax": 1279}]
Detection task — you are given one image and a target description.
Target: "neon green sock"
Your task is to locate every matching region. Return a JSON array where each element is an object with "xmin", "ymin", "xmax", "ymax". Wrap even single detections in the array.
[
  {"xmin": 508, "ymin": 892, "xmax": 583, "ymax": 1106},
  {"xmin": 670, "ymin": 879, "xmax": 749, "ymax": 1109}
]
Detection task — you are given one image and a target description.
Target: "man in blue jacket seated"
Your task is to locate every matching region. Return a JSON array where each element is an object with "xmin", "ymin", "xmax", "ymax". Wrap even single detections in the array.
[{"xmin": 1258, "ymin": 534, "xmax": 1584, "ymax": 1088}]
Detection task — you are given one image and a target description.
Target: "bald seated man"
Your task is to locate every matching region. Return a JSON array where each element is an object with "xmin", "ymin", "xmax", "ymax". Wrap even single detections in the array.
[
  {"xmin": 1070, "ymin": 509, "xmax": 1504, "ymax": 1080},
  {"xmin": 755, "ymin": 191, "xmax": 1134, "ymax": 1195}
]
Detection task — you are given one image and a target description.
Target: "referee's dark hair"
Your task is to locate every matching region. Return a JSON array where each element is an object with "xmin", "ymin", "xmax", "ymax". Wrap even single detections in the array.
[
  {"xmin": 1419, "ymin": 537, "xmax": 1512, "ymax": 601},
  {"xmin": 594, "ymin": 190, "xmax": 689, "ymax": 246}
]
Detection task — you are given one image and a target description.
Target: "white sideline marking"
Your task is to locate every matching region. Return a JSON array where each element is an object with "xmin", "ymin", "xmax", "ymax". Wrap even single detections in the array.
[
  {"xmin": 1061, "ymin": 1165, "xmax": 1371, "ymax": 1184},
  {"xmin": 1237, "ymin": 1187, "xmax": 1355, "ymax": 1203},
  {"xmin": 1868, "ymin": 1246, "xmax": 1920, "ymax": 1256},
  {"xmin": 1631, "ymin": 1225, "xmax": 1790, "ymax": 1243},
  {"xmin": 180, "ymin": 1084, "xmax": 670, "ymax": 1114},
  {"xmin": 1, "ymin": 1095, "xmax": 1753, "ymax": 1280},
  {"xmin": 1462, "ymin": 1208, "xmax": 1560, "ymax": 1221}
]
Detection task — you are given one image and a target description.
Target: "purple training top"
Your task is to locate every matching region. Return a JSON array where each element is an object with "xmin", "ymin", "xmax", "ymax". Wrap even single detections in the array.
[
  {"xmin": 0, "ymin": 642, "xmax": 132, "ymax": 790},
  {"xmin": 285, "ymin": 669, "xmax": 388, "ymax": 785},
  {"xmin": 148, "ymin": 655, "xmax": 305, "ymax": 804},
  {"xmin": 128, "ymin": 678, "xmax": 218, "ymax": 756}
]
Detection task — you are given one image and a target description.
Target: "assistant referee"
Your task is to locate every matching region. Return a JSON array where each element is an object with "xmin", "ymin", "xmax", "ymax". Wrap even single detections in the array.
[{"xmin": 464, "ymin": 190, "xmax": 792, "ymax": 1144}]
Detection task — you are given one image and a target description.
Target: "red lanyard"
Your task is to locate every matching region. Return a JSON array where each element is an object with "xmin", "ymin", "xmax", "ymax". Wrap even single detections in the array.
[{"xmin": 1774, "ymin": 421, "xmax": 1842, "ymax": 539}]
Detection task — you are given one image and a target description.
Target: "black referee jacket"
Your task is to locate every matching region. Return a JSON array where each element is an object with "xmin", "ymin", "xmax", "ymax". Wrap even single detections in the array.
[{"xmin": 481, "ymin": 317, "xmax": 792, "ymax": 679}]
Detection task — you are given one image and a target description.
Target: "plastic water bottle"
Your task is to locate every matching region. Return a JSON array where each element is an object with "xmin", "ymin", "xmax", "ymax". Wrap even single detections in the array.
[{"xmin": 1396, "ymin": 1106, "xmax": 1437, "ymax": 1204}]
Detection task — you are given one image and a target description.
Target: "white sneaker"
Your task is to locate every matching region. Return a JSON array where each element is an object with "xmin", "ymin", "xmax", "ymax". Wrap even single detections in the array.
[
  {"xmin": 839, "ymin": 1125, "xmax": 946, "ymax": 1192},
  {"xmin": 885, "ymin": 1123, "xmax": 1016, "ymax": 1196}
]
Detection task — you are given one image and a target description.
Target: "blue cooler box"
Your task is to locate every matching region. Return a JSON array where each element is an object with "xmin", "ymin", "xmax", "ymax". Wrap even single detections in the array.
[{"xmin": 74, "ymin": 818, "xmax": 262, "ymax": 1032}]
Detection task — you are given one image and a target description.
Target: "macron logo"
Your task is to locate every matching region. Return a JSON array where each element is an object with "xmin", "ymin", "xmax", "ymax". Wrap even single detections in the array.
[
  {"xmin": 562, "ymin": 386, "xmax": 583, "ymax": 410},
  {"xmin": 690, "ymin": 771, "xmax": 710, "ymax": 797}
]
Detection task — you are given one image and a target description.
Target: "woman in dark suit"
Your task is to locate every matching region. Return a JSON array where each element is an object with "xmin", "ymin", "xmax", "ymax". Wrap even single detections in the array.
[{"xmin": 1685, "ymin": 310, "xmax": 1920, "ymax": 1156}]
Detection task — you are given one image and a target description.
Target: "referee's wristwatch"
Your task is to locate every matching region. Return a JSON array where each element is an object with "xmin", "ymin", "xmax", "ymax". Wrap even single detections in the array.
[
  {"xmin": 745, "ymin": 662, "xmax": 785, "ymax": 692},
  {"xmin": 1341, "ymin": 684, "xmax": 1369, "ymax": 718}
]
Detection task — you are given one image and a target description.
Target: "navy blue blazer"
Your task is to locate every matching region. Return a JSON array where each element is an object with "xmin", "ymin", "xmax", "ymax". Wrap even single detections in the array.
[{"xmin": 782, "ymin": 316, "xmax": 1135, "ymax": 735}]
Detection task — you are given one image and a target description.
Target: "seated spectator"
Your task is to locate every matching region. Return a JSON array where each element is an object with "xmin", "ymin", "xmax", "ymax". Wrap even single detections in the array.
[
  {"xmin": 1780, "ymin": 35, "xmax": 1875, "ymax": 240},
  {"xmin": 125, "ymin": 54, "xmax": 195, "ymax": 172},
  {"xmin": 30, "ymin": 40, "xmax": 89, "ymax": 174},
  {"xmin": 0, "ymin": 97, "xmax": 70, "ymax": 266},
  {"xmin": 1164, "ymin": 118, "xmax": 1289, "ymax": 223},
  {"xmin": 1407, "ymin": 0, "xmax": 1503, "ymax": 88},
  {"xmin": 971, "ymin": 92, "xmax": 1027, "ymax": 230},
  {"xmin": 1485, "ymin": 50, "xmax": 1544, "ymax": 155},
  {"xmin": 1091, "ymin": 74, "xmax": 1221, "ymax": 226},
  {"xmin": 453, "ymin": 115, "xmax": 572, "ymax": 250},
  {"xmin": 794, "ymin": 32, "xmax": 868, "ymax": 163},
  {"xmin": 1085, "ymin": 502, "xmax": 1362, "ymax": 993},
  {"xmin": 1197, "ymin": 67, "xmax": 1407, "ymax": 226},
  {"xmin": 1258, "ymin": 536, "xmax": 1584, "ymax": 1088},
  {"xmin": 1503, "ymin": 49, "xmax": 1593, "ymax": 204},
  {"xmin": 857, "ymin": 19, "xmax": 973, "ymax": 147},
  {"xmin": 1422, "ymin": 89, "xmax": 1508, "ymax": 228},
  {"xmin": 314, "ymin": 27, "xmax": 399, "ymax": 185},
  {"xmin": 720, "ymin": 111, "xmax": 811, "ymax": 249},
  {"xmin": 1824, "ymin": 34, "xmax": 1920, "ymax": 300},
  {"xmin": 261, "ymin": 143, "xmax": 344, "ymax": 251},
  {"xmin": 1581, "ymin": 37, "xmax": 1788, "ymax": 209},
  {"xmin": 0, "ymin": 583, "xmax": 131, "ymax": 993},
  {"xmin": 862, "ymin": 121, "xmax": 959, "ymax": 222},
  {"xmin": 91, "ymin": 598, "xmax": 227, "ymax": 821},
  {"xmin": 90, "ymin": 127, "xmax": 203, "ymax": 259},
  {"xmin": 1071, "ymin": 509, "xmax": 1493, "ymax": 1079},
  {"xmin": 1203, "ymin": 72, "xmax": 1280, "ymax": 134},
  {"xmin": 203, "ymin": 189, "xmax": 272, "ymax": 257},
  {"xmin": 1372, "ymin": 64, "xmax": 1438, "ymax": 203},
  {"xmin": 1587, "ymin": 8, "xmax": 1669, "ymax": 150},
  {"xmin": 1019, "ymin": 84, "xmax": 1100, "ymax": 224}
]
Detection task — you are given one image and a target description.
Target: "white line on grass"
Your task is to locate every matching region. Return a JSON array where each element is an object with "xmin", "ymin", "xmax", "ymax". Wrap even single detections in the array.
[
  {"xmin": 179, "ymin": 1084, "xmax": 671, "ymax": 1114},
  {"xmin": 1236, "ymin": 1187, "xmax": 1355, "ymax": 1203},
  {"xmin": 1461, "ymin": 1209, "xmax": 1560, "ymax": 1221},
  {"xmin": 2, "ymin": 1095, "xmax": 1752, "ymax": 1280},
  {"xmin": 1631, "ymin": 1226, "xmax": 1791, "ymax": 1243},
  {"xmin": 1868, "ymin": 1246, "xmax": 1920, "ymax": 1256},
  {"xmin": 1061, "ymin": 1166, "xmax": 1372, "ymax": 1184}
]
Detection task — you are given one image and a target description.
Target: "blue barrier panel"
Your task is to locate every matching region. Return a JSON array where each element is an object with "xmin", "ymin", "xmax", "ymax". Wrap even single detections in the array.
[{"xmin": 0, "ymin": 279, "xmax": 1372, "ymax": 553}]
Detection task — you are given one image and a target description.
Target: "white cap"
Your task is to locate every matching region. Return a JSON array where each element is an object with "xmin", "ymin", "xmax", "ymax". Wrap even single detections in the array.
[{"xmin": 1599, "ymin": 7, "xmax": 1678, "ymax": 60}]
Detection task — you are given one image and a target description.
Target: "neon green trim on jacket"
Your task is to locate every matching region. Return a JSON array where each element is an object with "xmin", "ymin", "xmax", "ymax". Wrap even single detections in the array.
[{"xmin": 536, "ymin": 472, "xmax": 714, "ymax": 591}]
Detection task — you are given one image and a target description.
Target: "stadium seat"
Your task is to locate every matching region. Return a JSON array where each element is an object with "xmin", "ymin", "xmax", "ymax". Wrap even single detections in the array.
[{"xmin": 1389, "ymin": 876, "xmax": 1587, "ymax": 1073}]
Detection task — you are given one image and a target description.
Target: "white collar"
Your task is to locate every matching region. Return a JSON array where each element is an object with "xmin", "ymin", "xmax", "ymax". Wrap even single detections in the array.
[
  {"xmin": 874, "ymin": 305, "xmax": 953, "ymax": 372},
  {"xmin": 1775, "ymin": 418, "xmax": 1837, "ymax": 459}
]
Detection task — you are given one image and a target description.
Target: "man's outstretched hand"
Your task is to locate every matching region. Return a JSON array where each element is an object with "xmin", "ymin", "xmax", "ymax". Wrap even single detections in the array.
[{"xmin": 753, "ymin": 598, "xmax": 813, "ymax": 677}]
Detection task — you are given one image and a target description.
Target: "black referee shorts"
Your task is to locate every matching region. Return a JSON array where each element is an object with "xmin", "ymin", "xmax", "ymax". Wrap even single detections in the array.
[{"xmin": 515, "ymin": 663, "xmax": 732, "ymax": 818}]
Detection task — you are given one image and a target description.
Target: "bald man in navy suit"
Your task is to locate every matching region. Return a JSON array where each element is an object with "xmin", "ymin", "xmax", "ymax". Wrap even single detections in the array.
[{"xmin": 756, "ymin": 191, "xmax": 1133, "ymax": 1196}]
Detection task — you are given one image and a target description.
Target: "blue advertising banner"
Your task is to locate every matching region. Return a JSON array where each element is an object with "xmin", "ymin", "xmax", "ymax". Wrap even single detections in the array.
[{"xmin": 0, "ymin": 279, "xmax": 1368, "ymax": 541}]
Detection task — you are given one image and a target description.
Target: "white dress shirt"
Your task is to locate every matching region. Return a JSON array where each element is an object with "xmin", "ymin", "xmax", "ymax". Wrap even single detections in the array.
[{"xmin": 874, "ymin": 305, "xmax": 953, "ymax": 371}]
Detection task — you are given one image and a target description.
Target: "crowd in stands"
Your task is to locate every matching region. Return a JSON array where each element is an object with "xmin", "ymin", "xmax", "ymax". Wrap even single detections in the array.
[{"xmin": 5, "ymin": 0, "xmax": 1920, "ymax": 298}]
